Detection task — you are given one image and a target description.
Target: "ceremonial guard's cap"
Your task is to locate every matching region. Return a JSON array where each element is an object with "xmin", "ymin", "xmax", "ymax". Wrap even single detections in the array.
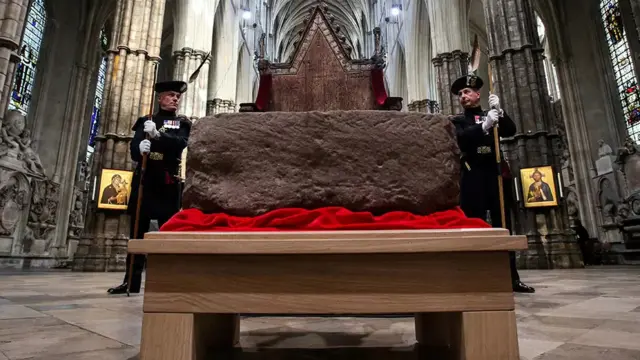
[
  {"xmin": 450, "ymin": 74, "xmax": 484, "ymax": 95},
  {"xmin": 154, "ymin": 80, "xmax": 188, "ymax": 94}
]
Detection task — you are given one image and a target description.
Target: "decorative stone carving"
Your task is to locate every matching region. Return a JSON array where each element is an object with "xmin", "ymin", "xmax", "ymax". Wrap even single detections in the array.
[
  {"xmin": 0, "ymin": 176, "xmax": 27, "ymax": 237},
  {"xmin": 68, "ymin": 188, "xmax": 85, "ymax": 239},
  {"xmin": 598, "ymin": 177, "xmax": 624, "ymax": 227},
  {"xmin": 76, "ymin": 161, "xmax": 89, "ymax": 189},
  {"xmin": 24, "ymin": 179, "xmax": 60, "ymax": 255},
  {"xmin": 0, "ymin": 110, "xmax": 46, "ymax": 177},
  {"xmin": 617, "ymin": 137, "xmax": 640, "ymax": 194}
]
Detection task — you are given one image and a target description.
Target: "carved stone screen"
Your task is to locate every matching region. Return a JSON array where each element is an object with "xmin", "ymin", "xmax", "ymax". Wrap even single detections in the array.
[{"xmin": 269, "ymin": 10, "xmax": 377, "ymax": 112}]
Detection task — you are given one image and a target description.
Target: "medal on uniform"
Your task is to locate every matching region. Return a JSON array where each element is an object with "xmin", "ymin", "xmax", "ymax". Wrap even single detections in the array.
[
  {"xmin": 163, "ymin": 120, "xmax": 180, "ymax": 129},
  {"xmin": 475, "ymin": 115, "xmax": 482, "ymax": 124}
]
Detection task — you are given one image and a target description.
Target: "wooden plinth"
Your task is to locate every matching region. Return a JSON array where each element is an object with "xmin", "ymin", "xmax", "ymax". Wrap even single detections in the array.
[{"xmin": 129, "ymin": 228, "xmax": 526, "ymax": 360}]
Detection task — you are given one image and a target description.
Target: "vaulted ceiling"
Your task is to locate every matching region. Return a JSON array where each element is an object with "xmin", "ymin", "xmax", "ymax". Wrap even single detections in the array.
[{"xmin": 269, "ymin": 0, "xmax": 371, "ymax": 60}]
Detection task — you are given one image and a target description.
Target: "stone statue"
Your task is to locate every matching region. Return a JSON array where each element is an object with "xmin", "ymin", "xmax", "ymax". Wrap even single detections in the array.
[
  {"xmin": 0, "ymin": 122, "xmax": 20, "ymax": 152},
  {"xmin": 616, "ymin": 136, "xmax": 640, "ymax": 193},
  {"xmin": 69, "ymin": 189, "xmax": 85, "ymax": 229},
  {"xmin": 566, "ymin": 190, "xmax": 579, "ymax": 218},
  {"xmin": 616, "ymin": 202, "xmax": 630, "ymax": 225},
  {"xmin": 21, "ymin": 226, "xmax": 35, "ymax": 254},
  {"xmin": 18, "ymin": 129, "xmax": 45, "ymax": 175},
  {"xmin": 561, "ymin": 149, "xmax": 571, "ymax": 168},
  {"xmin": 0, "ymin": 110, "xmax": 46, "ymax": 176},
  {"xmin": 617, "ymin": 136, "xmax": 639, "ymax": 162},
  {"xmin": 373, "ymin": 27, "xmax": 381, "ymax": 57},
  {"xmin": 597, "ymin": 139, "xmax": 613, "ymax": 158}
]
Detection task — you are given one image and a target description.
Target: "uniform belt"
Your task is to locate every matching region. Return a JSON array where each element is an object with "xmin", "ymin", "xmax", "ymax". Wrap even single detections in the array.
[{"xmin": 149, "ymin": 152, "xmax": 164, "ymax": 160}]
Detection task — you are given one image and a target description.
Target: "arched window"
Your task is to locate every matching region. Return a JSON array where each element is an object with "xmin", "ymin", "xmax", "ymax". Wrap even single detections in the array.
[
  {"xmin": 86, "ymin": 28, "xmax": 109, "ymax": 163},
  {"xmin": 8, "ymin": 0, "xmax": 47, "ymax": 115},
  {"xmin": 536, "ymin": 15, "xmax": 561, "ymax": 101},
  {"xmin": 600, "ymin": 0, "xmax": 640, "ymax": 143}
]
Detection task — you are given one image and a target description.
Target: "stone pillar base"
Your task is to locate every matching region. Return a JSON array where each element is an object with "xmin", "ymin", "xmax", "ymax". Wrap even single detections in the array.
[
  {"xmin": 408, "ymin": 99, "xmax": 439, "ymax": 113},
  {"xmin": 519, "ymin": 233, "xmax": 584, "ymax": 269},
  {"xmin": 206, "ymin": 98, "xmax": 236, "ymax": 115},
  {"xmin": 72, "ymin": 236, "xmax": 127, "ymax": 272}
]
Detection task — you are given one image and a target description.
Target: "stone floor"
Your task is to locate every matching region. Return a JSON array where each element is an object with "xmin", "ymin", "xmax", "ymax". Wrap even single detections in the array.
[{"xmin": 0, "ymin": 267, "xmax": 639, "ymax": 360}]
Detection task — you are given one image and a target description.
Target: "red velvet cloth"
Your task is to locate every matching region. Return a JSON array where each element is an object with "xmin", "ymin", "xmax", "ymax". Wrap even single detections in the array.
[
  {"xmin": 371, "ymin": 68, "xmax": 388, "ymax": 106},
  {"xmin": 254, "ymin": 73, "xmax": 272, "ymax": 111},
  {"xmin": 159, "ymin": 206, "xmax": 490, "ymax": 232}
]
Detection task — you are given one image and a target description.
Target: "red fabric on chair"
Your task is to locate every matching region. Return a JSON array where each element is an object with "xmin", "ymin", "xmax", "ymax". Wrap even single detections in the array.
[
  {"xmin": 254, "ymin": 73, "xmax": 272, "ymax": 111},
  {"xmin": 371, "ymin": 68, "xmax": 388, "ymax": 106},
  {"xmin": 159, "ymin": 206, "xmax": 490, "ymax": 232}
]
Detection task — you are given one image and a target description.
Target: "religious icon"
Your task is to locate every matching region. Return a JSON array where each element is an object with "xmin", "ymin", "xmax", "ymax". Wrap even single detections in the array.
[
  {"xmin": 97, "ymin": 169, "xmax": 133, "ymax": 210},
  {"xmin": 520, "ymin": 166, "xmax": 559, "ymax": 208},
  {"xmin": 605, "ymin": 3, "xmax": 624, "ymax": 44}
]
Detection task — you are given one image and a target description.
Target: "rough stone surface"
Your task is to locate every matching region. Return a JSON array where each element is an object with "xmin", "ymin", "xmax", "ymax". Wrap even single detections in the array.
[{"xmin": 183, "ymin": 111, "xmax": 461, "ymax": 216}]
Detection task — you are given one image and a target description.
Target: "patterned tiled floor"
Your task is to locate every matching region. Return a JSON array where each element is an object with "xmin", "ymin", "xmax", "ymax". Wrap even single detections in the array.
[{"xmin": 0, "ymin": 267, "xmax": 639, "ymax": 359}]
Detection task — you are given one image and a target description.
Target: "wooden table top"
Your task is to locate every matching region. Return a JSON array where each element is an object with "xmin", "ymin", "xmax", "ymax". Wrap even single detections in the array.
[{"xmin": 128, "ymin": 228, "xmax": 528, "ymax": 255}]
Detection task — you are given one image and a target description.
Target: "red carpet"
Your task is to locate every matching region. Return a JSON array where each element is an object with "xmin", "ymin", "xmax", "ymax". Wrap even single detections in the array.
[{"xmin": 159, "ymin": 206, "xmax": 490, "ymax": 232}]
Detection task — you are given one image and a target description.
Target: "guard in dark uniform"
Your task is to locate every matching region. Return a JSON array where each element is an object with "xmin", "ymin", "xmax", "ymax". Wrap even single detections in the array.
[
  {"xmin": 450, "ymin": 74, "xmax": 535, "ymax": 293},
  {"xmin": 108, "ymin": 80, "xmax": 191, "ymax": 295}
]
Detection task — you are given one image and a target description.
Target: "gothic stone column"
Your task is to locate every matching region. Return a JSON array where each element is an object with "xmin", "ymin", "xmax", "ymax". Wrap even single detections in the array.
[
  {"xmin": 172, "ymin": 48, "xmax": 210, "ymax": 119},
  {"xmin": 173, "ymin": 48, "xmax": 210, "ymax": 180},
  {"xmin": 73, "ymin": 0, "xmax": 166, "ymax": 271},
  {"xmin": 432, "ymin": 51, "xmax": 469, "ymax": 115},
  {"xmin": 0, "ymin": 0, "xmax": 29, "ymax": 124},
  {"xmin": 427, "ymin": 0, "xmax": 470, "ymax": 115},
  {"xmin": 484, "ymin": 0, "xmax": 582, "ymax": 269}
]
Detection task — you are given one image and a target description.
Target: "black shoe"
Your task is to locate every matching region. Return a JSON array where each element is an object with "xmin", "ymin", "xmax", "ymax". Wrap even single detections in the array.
[
  {"xmin": 513, "ymin": 280, "xmax": 535, "ymax": 293},
  {"xmin": 107, "ymin": 283, "xmax": 140, "ymax": 295}
]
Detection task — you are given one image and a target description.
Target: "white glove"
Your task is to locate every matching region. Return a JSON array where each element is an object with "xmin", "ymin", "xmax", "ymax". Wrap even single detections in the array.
[
  {"xmin": 482, "ymin": 109, "xmax": 500, "ymax": 132},
  {"xmin": 488, "ymin": 94, "xmax": 501, "ymax": 110},
  {"xmin": 139, "ymin": 139, "xmax": 151, "ymax": 154},
  {"xmin": 143, "ymin": 120, "xmax": 160, "ymax": 138}
]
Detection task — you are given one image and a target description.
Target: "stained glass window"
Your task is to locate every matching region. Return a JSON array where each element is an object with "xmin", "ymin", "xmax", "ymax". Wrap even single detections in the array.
[
  {"xmin": 8, "ymin": 0, "xmax": 47, "ymax": 115},
  {"xmin": 600, "ymin": 0, "xmax": 640, "ymax": 144},
  {"xmin": 86, "ymin": 28, "xmax": 109, "ymax": 163}
]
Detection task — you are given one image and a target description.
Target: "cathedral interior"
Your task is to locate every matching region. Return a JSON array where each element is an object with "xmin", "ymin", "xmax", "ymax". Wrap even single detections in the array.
[
  {"xmin": 1, "ymin": 0, "xmax": 640, "ymax": 358},
  {"xmin": 1, "ymin": 0, "xmax": 638, "ymax": 271}
]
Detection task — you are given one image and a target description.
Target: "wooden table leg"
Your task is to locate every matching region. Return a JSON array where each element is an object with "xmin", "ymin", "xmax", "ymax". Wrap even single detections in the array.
[
  {"xmin": 458, "ymin": 310, "xmax": 519, "ymax": 360},
  {"xmin": 140, "ymin": 313, "xmax": 239, "ymax": 360},
  {"xmin": 415, "ymin": 312, "xmax": 462, "ymax": 349},
  {"xmin": 415, "ymin": 310, "xmax": 519, "ymax": 360}
]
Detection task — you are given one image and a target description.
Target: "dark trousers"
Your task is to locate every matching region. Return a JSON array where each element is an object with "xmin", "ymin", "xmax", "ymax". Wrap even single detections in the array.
[
  {"xmin": 122, "ymin": 212, "xmax": 171, "ymax": 292},
  {"xmin": 460, "ymin": 186, "xmax": 520, "ymax": 283}
]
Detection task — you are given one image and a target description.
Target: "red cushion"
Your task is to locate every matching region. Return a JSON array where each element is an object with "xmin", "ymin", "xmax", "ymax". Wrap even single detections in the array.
[{"xmin": 160, "ymin": 206, "xmax": 490, "ymax": 232}]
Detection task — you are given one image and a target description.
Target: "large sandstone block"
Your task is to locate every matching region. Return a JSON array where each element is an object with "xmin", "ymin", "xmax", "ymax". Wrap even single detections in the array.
[{"xmin": 183, "ymin": 111, "xmax": 461, "ymax": 216}]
